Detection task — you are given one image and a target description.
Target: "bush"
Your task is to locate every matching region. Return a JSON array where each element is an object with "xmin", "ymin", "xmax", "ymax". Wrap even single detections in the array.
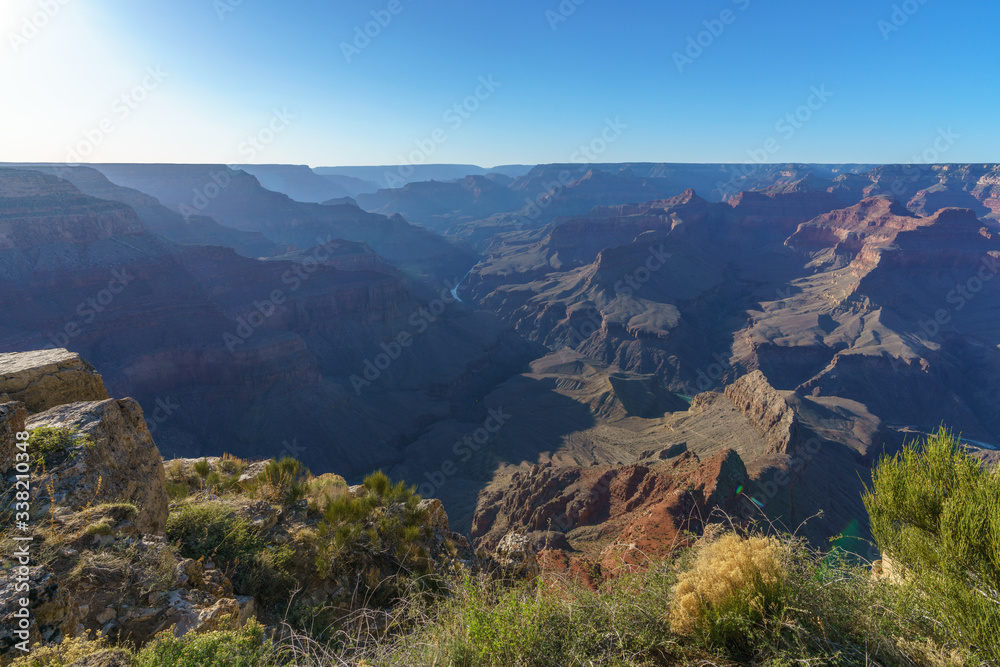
[
  {"xmin": 307, "ymin": 471, "xmax": 431, "ymax": 607},
  {"xmin": 192, "ymin": 458, "xmax": 211, "ymax": 479},
  {"xmin": 864, "ymin": 426, "xmax": 1000, "ymax": 661},
  {"xmin": 218, "ymin": 453, "xmax": 247, "ymax": 476},
  {"xmin": 166, "ymin": 481, "xmax": 190, "ymax": 500},
  {"xmin": 165, "ymin": 502, "xmax": 295, "ymax": 608},
  {"xmin": 8, "ymin": 634, "xmax": 124, "ymax": 666},
  {"xmin": 305, "ymin": 473, "xmax": 347, "ymax": 513},
  {"xmin": 136, "ymin": 619, "xmax": 272, "ymax": 667}
]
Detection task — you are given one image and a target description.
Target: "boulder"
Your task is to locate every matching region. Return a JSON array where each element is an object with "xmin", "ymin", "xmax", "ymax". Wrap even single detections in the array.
[
  {"xmin": 233, "ymin": 499, "xmax": 279, "ymax": 531},
  {"xmin": 418, "ymin": 498, "xmax": 449, "ymax": 532},
  {"xmin": 526, "ymin": 530, "xmax": 573, "ymax": 552},
  {"xmin": 27, "ymin": 398, "xmax": 169, "ymax": 534},
  {"xmin": 237, "ymin": 460, "xmax": 269, "ymax": 483},
  {"xmin": 0, "ymin": 349, "xmax": 109, "ymax": 413},
  {"xmin": 493, "ymin": 532, "xmax": 539, "ymax": 579},
  {"xmin": 152, "ymin": 591, "xmax": 241, "ymax": 637}
]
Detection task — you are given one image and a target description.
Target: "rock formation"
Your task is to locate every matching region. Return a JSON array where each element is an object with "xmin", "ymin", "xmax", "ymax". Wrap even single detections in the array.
[
  {"xmin": 0, "ymin": 348, "xmax": 471, "ymax": 660},
  {"xmin": 474, "ymin": 449, "xmax": 752, "ymax": 585},
  {"xmin": 0, "ymin": 349, "xmax": 110, "ymax": 413}
]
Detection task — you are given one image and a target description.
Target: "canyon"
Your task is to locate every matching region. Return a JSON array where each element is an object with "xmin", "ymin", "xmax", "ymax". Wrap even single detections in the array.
[{"xmin": 1, "ymin": 161, "xmax": 998, "ymax": 559}]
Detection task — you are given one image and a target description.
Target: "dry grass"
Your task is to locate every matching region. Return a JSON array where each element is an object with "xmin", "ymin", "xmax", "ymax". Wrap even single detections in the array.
[{"xmin": 669, "ymin": 533, "xmax": 785, "ymax": 636}]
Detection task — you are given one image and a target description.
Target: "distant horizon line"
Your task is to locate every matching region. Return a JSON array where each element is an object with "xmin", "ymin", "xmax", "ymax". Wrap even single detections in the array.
[{"xmin": 3, "ymin": 160, "xmax": 997, "ymax": 170}]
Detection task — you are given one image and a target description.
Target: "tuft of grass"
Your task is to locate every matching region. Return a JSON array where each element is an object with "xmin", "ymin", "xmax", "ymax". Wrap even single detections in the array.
[
  {"xmin": 218, "ymin": 452, "xmax": 247, "ymax": 476},
  {"xmin": 250, "ymin": 457, "xmax": 310, "ymax": 506},
  {"xmin": 85, "ymin": 521, "xmax": 114, "ymax": 537},
  {"xmin": 305, "ymin": 473, "xmax": 347, "ymax": 514},
  {"xmin": 669, "ymin": 533, "xmax": 786, "ymax": 655}
]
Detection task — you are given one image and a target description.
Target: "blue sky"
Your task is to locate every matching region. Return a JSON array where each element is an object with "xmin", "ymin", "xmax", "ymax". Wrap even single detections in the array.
[{"xmin": 1, "ymin": 0, "xmax": 997, "ymax": 166}]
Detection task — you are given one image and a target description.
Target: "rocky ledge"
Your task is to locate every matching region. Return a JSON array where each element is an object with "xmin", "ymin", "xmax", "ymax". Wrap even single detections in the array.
[
  {"xmin": 0, "ymin": 349, "xmax": 471, "ymax": 659},
  {"xmin": 0, "ymin": 349, "xmax": 110, "ymax": 413}
]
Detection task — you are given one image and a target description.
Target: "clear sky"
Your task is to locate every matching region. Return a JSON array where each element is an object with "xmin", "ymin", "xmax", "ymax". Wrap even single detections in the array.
[{"xmin": 1, "ymin": 0, "xmax": 997, "ymax": 167}]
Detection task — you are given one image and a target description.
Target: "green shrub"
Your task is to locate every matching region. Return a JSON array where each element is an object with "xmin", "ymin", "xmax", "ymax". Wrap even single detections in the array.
[
  {"xmin": 28, "ymin": 426, "xmax": 94, "ymax": 469},
  {"xmin": 8, "ymin": 635, "xmax": 125, "ymax": 666},
  {"xmin": 192, "ymin": 457, "xmax": 211, "ymax": 479},
  {"xmin": 205, "ymin": 470, "xmax": 222, "ymax": 491},
  {"xmin": 165, "ymin": 502, "xmax": 294, "ymax": 608},
  {"xmin": 311, "ymin": 471, "xmax": 430, "ymax": 606},
  {"xmin": 166, "ymin": 481, "xmax": 190, "ymax": 500},
  {"xmin": 136, "ymin": 619, "xmax": 272, "ymax": 667},
  {"xmin": 864, "ymin": 426, "xmax": 1000, "ymax": 661}
]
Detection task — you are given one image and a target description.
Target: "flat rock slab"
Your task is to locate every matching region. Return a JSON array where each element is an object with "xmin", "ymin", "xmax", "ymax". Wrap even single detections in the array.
[{"xmin": 0, "ymin": 349, "xmax": 109, "ymax": 413}]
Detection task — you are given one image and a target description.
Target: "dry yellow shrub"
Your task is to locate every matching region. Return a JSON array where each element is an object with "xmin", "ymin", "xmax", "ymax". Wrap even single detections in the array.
[
  {"xmin": 10, "ymin": 634, "xmax": 117, "ymax": 666},
  {"xmin": 669, "ymin": 533, "xmax": 785, "ymax": 635},
  {"xmin": 307, "ymin": 472, "xmax": 348, "ymax": 507}
]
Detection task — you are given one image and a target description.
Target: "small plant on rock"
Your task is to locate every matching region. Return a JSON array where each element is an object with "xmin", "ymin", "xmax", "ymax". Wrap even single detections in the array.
[{"xmin": 28, "ymin": 426, "xmax": 94, "ymax": 469}]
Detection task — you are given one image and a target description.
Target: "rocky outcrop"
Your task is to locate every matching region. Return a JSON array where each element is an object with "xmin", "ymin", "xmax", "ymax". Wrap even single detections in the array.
[
  {"xmin": 0, "ymin": 347, "xmax": 479, "ymax": 660},
  {"xmin": 724, "ymin": 371, "xmax": 798, "ymax": 455},
  {"xmin": 0, "ymin": 566, "xmax": 83, "ymax": 652},
  {"xmin": 473, "ymin": 451, "xmax": 751, "ymax": 565},
  {"xmin": 0, "ymin": 350, "xmax": 168, "ymax": 535},
  {"xmin": 0, "ymin": 349, "xmax": 110, "ymax": 413},
  {"xmin": 36, "ymin": 503, "xmax": 254, "ymax": 647},
  {"xmin": 0, "ymin": 401, "xmax": 27, "ymax": 473},
  {"xmin": 492, "ymin": 533, "xmax": 539, "ymax": 579},
  {"xmin": 474, "ymin": 450, "xmax": 751, "ymax": 586},
  {"xmin": 418, "ymin": 498, "xmax": 449, "ymax": 532},
  {"xmin": 26, "ymin": 398, "xmax": 169, "ymax": 534}
]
